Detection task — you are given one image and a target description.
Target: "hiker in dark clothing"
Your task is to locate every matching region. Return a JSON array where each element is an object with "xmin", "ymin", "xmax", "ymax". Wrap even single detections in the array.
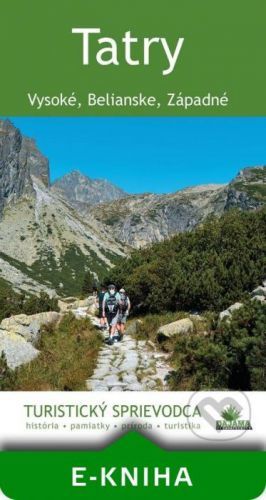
[{"xmin": 97, "ymin": 285, "xmax": 107, "ymax": 330}]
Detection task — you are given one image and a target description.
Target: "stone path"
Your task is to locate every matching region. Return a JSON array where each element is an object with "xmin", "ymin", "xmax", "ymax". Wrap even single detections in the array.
[{"xmin": 73, "ymin": 306, "xmax": 171, "ymax": 392}]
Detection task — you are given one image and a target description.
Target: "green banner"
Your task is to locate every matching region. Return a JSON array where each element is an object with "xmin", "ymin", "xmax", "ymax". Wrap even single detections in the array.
[
  {"xmin": 0, "ymin": 434, "xmax": 265, "ymax": 499},
  {"xmin": 1, "ymin": 0, "xmax": 266, "ymax": 115}
]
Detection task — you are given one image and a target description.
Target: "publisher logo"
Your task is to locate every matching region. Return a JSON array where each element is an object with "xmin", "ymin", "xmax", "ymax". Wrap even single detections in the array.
[
  {"xmin": 187, "ymin": 392, "xmax": 252, "ymax": 441},
  {"xmin": 216, "ymin": 405, "xmax": 252, "ymax": 431}
]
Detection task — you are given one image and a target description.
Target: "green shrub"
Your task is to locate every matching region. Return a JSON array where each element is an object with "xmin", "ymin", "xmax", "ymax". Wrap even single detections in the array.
[
  {"xmin": 0, "ymin": 287, "xmax": 59, "ymax": 322},
  {"xmin": 169, "ymin": 334, "xmax": 228, "ymax": 390},
  {"xmin": 216, "ymin": 299, "xmax": 266, "ymax": 390},
  {"xmin": 0, "ymin": 283, "xmax": 25, "ymax": 322},
  {"xmin": 105, "ymin": 208, "xmax": 266, "ymax": 314},
  {"xmin": 82, "ymin": 271, "xmax": 97, "ymax": 295},
  {"xmin": 169, "ymin": 300, "xmax": 266, "ymax": 391},
  {"xmin": 22, "ymin": 292, "xmax": 59, "ymax": 315}
]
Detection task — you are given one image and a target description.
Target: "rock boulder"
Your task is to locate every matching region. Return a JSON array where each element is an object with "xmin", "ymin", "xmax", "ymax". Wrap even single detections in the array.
[
  {"xmin": 58, "ymin": 296, "xmax": 97, "ymax": 315},
  {"xmin": 219, "ymin": 302, "xmax": 243, "ymax": 322},
  {"xmin": 251, "ymin": 295, "xmax": 265, "ymax": 303},
  {"xmin": 0, "ymin": 311, "xmax": 61, "ymax": 369},
  {"xmin": 0, "ymin": 330, "xmax": 39, "ymax": 370},
  {"xmin": 0, "ymin": 311, "xmax": 61, "ymax": 344},
  {"xmin": 157, "ymin": 318, "xmax": 194, "ymax": 341},
  {"xmin": 251, "ymin": 286, "xmax": 266, "ymax": 298}
]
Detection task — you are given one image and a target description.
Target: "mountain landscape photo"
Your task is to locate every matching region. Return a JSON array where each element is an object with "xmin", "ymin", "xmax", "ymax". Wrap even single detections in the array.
[
  {"xmin": 0, "ymin": 117, "xmax": 265, "ymax": 392},
  {"xmin": 0, "ymin": 119, "xmax": 126, "ymax": 298}
]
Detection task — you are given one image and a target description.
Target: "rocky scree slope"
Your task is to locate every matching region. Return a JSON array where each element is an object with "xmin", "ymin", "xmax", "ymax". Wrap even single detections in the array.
[{"xmin": 0, "ymin": 120, "xmax": 125, "ymax": 296}]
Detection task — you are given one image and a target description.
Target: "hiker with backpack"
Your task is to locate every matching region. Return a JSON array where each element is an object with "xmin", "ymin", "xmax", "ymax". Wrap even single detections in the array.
[
  {"xmin": 97, "ymin": 284, "xmax": 107, "ymax": 330},
  {"xmin": 117, "ymin": 288, "xmax": 131, "ymax": 340},
  {"xmin": 102, "ymin": 284, "xmax": 121, "ymax": 345}
]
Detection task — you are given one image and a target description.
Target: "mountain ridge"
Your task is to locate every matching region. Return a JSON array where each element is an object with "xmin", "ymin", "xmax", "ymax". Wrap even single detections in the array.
[{"xmin": 89, "ymin": 167, "xmax": 266, "ymax": 248}]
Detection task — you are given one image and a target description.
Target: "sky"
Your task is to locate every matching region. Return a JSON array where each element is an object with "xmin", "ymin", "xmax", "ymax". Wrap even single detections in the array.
[{"xmin": 5, "ymin": 117, "xmax": 266, "ymax": 194}]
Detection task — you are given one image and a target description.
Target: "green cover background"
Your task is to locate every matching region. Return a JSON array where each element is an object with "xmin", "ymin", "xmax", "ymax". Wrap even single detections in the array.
[
  {"xmin": 0, "ymin": 434, "xmax": 265, "ymax": 499},
  {"xmin": 0, "ymin": 0, "xmax": 265, "ymax": 115}
]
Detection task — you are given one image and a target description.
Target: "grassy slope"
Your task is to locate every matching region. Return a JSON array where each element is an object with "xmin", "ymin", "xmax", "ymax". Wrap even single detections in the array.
[
  {"xmin": 32, "ymin": 245, "xmax": 102, "ymax": 296},
  {"xmin": 233, "ymin": 181, "xmax": 266, "ymax": 202},
  {"xmin": 0, "ymin": 276, "xmax": 13, "ymax": 295},
  {"xmin": 13, "ymin": 314, "xmax": 102, "ymax": 391},
  {"xmin": 0, "ymin": 243, "xmax": 118, "ymax": 297}
]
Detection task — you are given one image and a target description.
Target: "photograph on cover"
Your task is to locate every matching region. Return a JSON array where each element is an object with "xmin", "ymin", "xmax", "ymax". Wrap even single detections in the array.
[{"xmin": 0, "ymin": 117, "xmax": 265, "ymax": 392}]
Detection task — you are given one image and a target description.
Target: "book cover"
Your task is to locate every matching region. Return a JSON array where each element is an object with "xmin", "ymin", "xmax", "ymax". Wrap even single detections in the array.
[{"xmin": 0, "ymin": 0, "xmax": 265, "ymax": 498}]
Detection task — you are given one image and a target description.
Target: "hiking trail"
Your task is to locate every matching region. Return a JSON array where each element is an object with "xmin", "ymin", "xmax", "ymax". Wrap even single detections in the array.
[{"xmin": 73, "ymin": 306, "xmax": 171, "ymax": 391}]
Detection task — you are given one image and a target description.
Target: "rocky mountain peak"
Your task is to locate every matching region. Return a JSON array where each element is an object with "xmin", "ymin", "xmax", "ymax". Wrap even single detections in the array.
[
  {"xmin": 0, "ymin": 118, "xmax": 15, "ymax": 134},
  {"xmin": 0, "ymin": 119, "xmax": 50, "ymax": 217},
  {"xmin": 0, "ymin": 119, "xmax": 33, "ymax": 217},
  {"xmin": 233, "ymin": 165, "xmax": 266, "ymax": 183},
  {"xmin": 63, "ymin": 169, "xmax": 85, "ymax": 180},
  {"xmin": 224, "ymin": 165, "xmax": 266, "ymax": 211},
  {"xmin": 21, "ymin": 136, "xmax": 50, "ymax": 187},
  {"xmin": 52, "ymin": 169, "xmax": 127, "ymax": 206}
]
